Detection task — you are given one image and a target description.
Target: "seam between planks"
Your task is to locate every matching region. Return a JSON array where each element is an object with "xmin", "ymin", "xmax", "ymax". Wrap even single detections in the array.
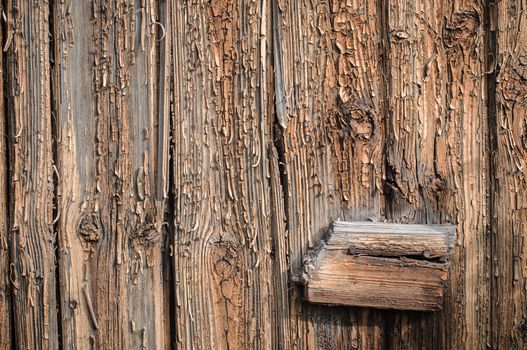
[
  {"xmin": 485, "ymin": 0, "xmax": 498, "ymax": 347},
  {"xmin": 49, "ymin": 0, "xmax": 63, "ymax": 348},
  {"xmin": 270, "ymin": 0, "xmax": 290, "ymax": 236}
]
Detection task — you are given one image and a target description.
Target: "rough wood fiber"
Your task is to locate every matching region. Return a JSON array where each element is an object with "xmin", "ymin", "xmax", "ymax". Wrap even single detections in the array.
[
  {"xmin": 5, "ymin": 0, "xmax": 59, "ymax": 348},
  {"xmin": 305, "ymin": 251, "xmax": 449, "ymax": 311},
  {"xmin": 53, "ymin": 0, "xmax": 168, "ymax": 348},
  {"xmin": 274, "ymin": 0, "xmax": 387, "ymax": 348},
  {"xmin": 384, "ymin": 0, "xmax": 489, "ymax": 348},
  {"xmin": 170, "ymin": 0, "xmax": 281, "ymax": 348},
  {"xmin": 492, "ymin": 0, "xmax": 527, "ymax": 348},
  {"xmin": 303, "ymin": 222, "xmax": 455, "ymax": 311},
  {"xmin": 330, "ymin": 221, "xmax": 456, "ymax": 258},
  {"xmin": 0, "ymin": 14, "xmax": 12, "ymax": 349},
  {"xmin": 0, "ymin": 1, "xmax": 521, "ymax": 349}
]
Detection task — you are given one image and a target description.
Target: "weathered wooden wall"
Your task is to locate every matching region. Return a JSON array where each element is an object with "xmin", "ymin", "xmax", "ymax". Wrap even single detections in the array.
[{"xmin": 0, "ymin": 0, "xmax": 525, "ymax": 349}]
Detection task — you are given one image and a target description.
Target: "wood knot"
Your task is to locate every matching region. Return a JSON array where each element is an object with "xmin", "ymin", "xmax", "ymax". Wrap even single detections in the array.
[
  {"xmin": 443, "ymin": 10, "xmax": 480, "ymax": 50},
  {"xmin": 430, "ymin": 176, "xmax": 446, "ymax": 194},
  {"xmin": 78, "ymin": 213, "xmax": 102, "ymax": 244},
  {"xmin": 337, "ymin": 97, "xmax": 376, "ymax": 141},
  {"xmin": 132, "ymin": 224, "xmax": 160, "ymax": 248},
  {"xmin": 500, "ymin": 55, "xmax": 527, "ymax": 106},
  {"xmin": 130, "ymin": 210, "xmax": 161, "ymax": 248},
  {"xmin": 212, "ymin": 241, "xmax": 240, "ymax": 281},
  {"xmin": 425, "ymin": 176, "xmax": 447, "ymax": 201}
]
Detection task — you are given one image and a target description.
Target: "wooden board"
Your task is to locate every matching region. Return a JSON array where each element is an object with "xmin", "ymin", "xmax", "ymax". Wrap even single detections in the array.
[
  {"xmin": 303, "ymin": 222, "xmax": 455, "ymax": 311},
  {"xmin": 274, "ymin": 0, "xmax": 388, "ymax": 348},
  {"xmin": 53, "ymin": 0, "xmax": 169, "ymax": 348},
  {"xmin": 0, "ymin": 1, "xmax": 524, "ymax": 349},
  {"xmin": 331, "ymin": 222, "xmax": 456, "ymax": 258},
  {"xmin": 0, "ymin": 12, "xmax": 11, "ymax": 349},
  {"xmin": 384, "ymin": 0, "xmax": 490, "ymax": 348},
  {"xmin": 5, "ymin": 1, "xmax": 59, "ymax": 348},
  {"xmin": 305, "ymin": 251, "xmax": 449, "ymax": 311},
  {"xmin": 170, "ymin": 0, "xmax": 282, "ymax": 348},
  {"xmin": 492, "ymin": 0, "xmax": 527, "ymax": 347}
]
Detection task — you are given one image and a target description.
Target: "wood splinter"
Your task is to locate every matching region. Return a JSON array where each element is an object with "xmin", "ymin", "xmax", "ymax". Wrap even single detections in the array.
[{"xmin": 300, "ymin": 221, "xmax": 456, "ymax": 311}]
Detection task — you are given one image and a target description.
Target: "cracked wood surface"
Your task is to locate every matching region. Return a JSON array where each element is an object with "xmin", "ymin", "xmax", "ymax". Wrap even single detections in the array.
[
  {"xmin": 274, "ymin": 0, "xmax": 388, "ymax": 348},
  {"xmin": 492, "ymin": 0, "xmax": 527, "ymax": 348},
  {"xmin": 0, "ymin": 10, "xmax": 11, "ymax": 349},
  {"xmin": 0, "ymin": 0, "xmax": 525, "ymax": 349},
  {"xmin": 384, "ymin": 1, "xmax": 489, "ymax": 349},
  {"xmin": 303, "ymin": 222, "xmax": 456, "ymax": 311},
  {"xmin": 5, "ymin": 1, "xmax": 59, "ymax": 349},
  {"xmin": 170, "ymin": 0, "xmax": 282, "ymax": 348},
  {"xmin": 53, "ymin": 0, "xmax": 168, "ymax": 348}
]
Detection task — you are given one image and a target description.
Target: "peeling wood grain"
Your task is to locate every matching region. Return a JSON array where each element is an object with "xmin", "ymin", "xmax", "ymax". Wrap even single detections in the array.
[
  {"xmin": 492, "ymin": 0, "xmax": 527, "ymax": 348},
  {"xmin": 0, "ymin": 12, "xmax": 12, "ymax": 349},
  {"xmin": 53, "ymin": 0, "xmax": 168, "ymax": 348},
  {"xmin": 5, "ymin": 0, "xmax": 59, "ymax": 348},
  {"xmin": 384, "ymin": 0, "xmax": 490, "ymax": 348},
  {"xmin": 274, "ymin": 0, "xmax": 387, "ymax": 348},
  {"xmin": 0, "ymin": 0, "xmax": 520, "ymax": 348},
  {"xmin": 170, "ymin": 0, "xmax": 279, "ymax": 348}
]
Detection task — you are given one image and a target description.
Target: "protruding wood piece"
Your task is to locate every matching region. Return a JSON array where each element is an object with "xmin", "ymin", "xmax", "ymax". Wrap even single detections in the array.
[{"xmin": 302, "ymin": 222, "xmax": 456, "ymax": 311}]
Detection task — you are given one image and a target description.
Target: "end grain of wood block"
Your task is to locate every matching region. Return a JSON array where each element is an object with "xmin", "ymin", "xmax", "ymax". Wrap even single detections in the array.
[{"xmin": 302, "ymin": 222, "xmax": 456, "ymax": 311}]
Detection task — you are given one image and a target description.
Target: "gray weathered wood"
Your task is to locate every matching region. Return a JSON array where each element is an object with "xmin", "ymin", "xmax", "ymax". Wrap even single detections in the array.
[
  {"xmin": 0, "ymin": 13, "xmax": 11, "ymax": 349},
  {"xmin": 54, "ymin": 0, "xmax": 169, "ymax": 348},
  {"xmin": 303, "ymin": 222, "xmax": 455, "ymax": 311},
  {"xmin": 384, "ymin": 0, "xmax": 490, "ymax": 348},
  {"xmin": 170, "ymin": 0, "xmax": 279, "ymax": 348},
  {"xmin": 492, "ymin": 0, "xmax": 527, "ymax": 347},
  {"xmin": 330, "ymin": 222, "xmax": 456, "ymax": 258},
  {"xmin": 273, "ymin": 0, "xmax": 389, "ymax": 347},
  {"xmin": 6, "ymin": 1, "xmax": 59, "ymax": 348}
]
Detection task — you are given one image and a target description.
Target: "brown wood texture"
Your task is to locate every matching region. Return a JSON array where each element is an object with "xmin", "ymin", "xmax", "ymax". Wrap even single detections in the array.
[
  {"xmin": 492, "ymin": 0, "xmax": 527, "ymax": 348},
  {"xmin": 5, "ymin": 0, "xmax": 59, "ymax": 348},
  {"xmin": 0, "ymin": 7, "xmax": 11, "ymax": 348},
  {"xmin": 305, "ymin": 251, "xmax": 449, "ymax": 311},
  {"xmin": 0, "ymin": 0, "xmax": 524, "ymax": 349},
  {"xmin": 170, "ymin": 0, "xmax": 281, "ymax": 348},
  {"xmin": 330, "ymin": 222, "xmax": 456, "ymax": 258},
  {"xmin": 384, "ymin": 1, "xmax": 490, "ymax": 349},
  {"xmin": 274, "ymin": 0, "xmax": 388, "ymax": 348},
  {"xmin": 303, "ymin": 223, "xmax": 455, "ymax": 311},
  {"xmin": 53, "ymin": 0, "xmax": 169, "ymax": 348}
]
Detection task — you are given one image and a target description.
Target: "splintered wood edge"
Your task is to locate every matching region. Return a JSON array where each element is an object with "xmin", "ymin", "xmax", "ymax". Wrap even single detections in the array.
[{"xmin": 301, "ymin": 221, "xmax": 457, "ymax": 311}]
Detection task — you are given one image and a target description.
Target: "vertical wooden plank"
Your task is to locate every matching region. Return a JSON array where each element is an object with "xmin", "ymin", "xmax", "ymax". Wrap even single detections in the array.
[
  {"xmin": 274, "ymin": 0, "xmax": 387, "ymax": 348},
  {"xmin": 170, "ymin": 0, "xmax": 280, "ymax": 348},
  {"xmin": 5, "ymin": 0, "xmax": 59, "ymax": 348},
  {"xmin": 0, "ymin": 8, "xmax": 12, "ymax": 348},
  {"xmin": 493, "ymin": 0, "xmax": 527, "ymax": 348},
  {"xmin": 385, "ymin": 0, "xmax": 489, "ymax": 348},
  {"xmin": 54, "ymin": 0, "xmax": 168, "ymax": 348}
]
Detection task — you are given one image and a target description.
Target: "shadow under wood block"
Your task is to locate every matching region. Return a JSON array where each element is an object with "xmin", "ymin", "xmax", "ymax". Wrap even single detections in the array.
[{"xmin": 301, "ymin": 222, "xmax": 456, "ymax": 311}]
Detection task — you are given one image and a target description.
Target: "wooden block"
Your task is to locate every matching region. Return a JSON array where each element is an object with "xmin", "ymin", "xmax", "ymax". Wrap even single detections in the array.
[{"xmin": 302, "ymin": 222, "xmax": 456, "ymax": 311}]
